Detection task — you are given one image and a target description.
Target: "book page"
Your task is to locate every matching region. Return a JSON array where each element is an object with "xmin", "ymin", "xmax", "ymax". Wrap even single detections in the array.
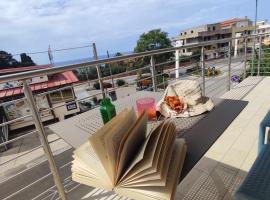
[
  {"xmin": 118, "ymin": 120, "xmax": 175, "ymax": 186},
  {"xmin": 114, "ymin": 139, "xmax": 187, "ymax": 200},
  {"xmin": 89, "ymin": 108, "xmax": 137, "ymax": 184},
  {"xmin": 119, "ymin": 121, "xmax": 166, "ymax": 184},
  {"xmin": 72, "ymin": 142, "xmax": 113, "ymax": 190},
  {"xmin": 115, "ymin": 111, "xmax": 148, "ymax": 183},
  {"xmin": 120, "ymin": 121, "xmax": 176, "ymax": 187}
]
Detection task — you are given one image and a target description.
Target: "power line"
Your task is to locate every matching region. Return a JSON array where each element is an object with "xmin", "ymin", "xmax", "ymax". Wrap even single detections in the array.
[{"xmin": 11, "ymin": 44, "xmax": 93, "ymax": 57}]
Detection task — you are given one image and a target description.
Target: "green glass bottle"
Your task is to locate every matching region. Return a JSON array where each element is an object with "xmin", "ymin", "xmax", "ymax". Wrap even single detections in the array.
[{"xmin": 100, "ymin": 97, "xmax": 116, "ymax": 124}]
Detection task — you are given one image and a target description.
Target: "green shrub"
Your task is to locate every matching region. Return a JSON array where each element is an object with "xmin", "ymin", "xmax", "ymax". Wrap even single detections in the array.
[{"xmin": 116, "ymin": 79, "xmax": 126, "ymax": 86}]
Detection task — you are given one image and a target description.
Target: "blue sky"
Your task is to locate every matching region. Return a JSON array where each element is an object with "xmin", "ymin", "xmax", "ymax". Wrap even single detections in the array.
[{"xmin": 0, "ymin": 0, "xmax": 269, "ymax": 65}]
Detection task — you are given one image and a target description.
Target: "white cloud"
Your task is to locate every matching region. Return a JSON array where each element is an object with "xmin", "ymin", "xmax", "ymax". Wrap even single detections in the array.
[{"xmin": 0, "ymin": 0, "xmax": 251, "ymax": 64}]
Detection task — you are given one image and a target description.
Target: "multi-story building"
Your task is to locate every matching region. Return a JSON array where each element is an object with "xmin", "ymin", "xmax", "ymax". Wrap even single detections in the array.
[
  {"xmin": 226, "ymin": 18, "xmax": 254, "ymax": 56},
  {"xmin": 257, "ymin": 20, "xmax": 270, "ymax": 46},
  {"xmin": 173, "ymin": 17, "xmax": 254, "ymax": 59}
]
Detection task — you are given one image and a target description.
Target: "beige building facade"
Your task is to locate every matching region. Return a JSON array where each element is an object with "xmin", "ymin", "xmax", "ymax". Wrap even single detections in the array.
[{"xmin": 173, "ymin": 18, "xmax": 255, "ymax": 59}]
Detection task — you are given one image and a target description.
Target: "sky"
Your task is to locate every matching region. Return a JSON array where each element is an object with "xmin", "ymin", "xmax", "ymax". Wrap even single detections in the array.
[{"xmin": 0, "ymin": 0, "xmax": 270, "ymax": 65}]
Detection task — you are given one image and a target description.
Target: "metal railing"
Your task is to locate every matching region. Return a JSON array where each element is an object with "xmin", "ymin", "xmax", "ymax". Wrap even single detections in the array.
[{"xmin": 0, "ymin": 33, "xmax": 269, "ymax": 199}]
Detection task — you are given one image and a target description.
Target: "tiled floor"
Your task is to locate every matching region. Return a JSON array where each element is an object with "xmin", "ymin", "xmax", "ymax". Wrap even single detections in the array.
[
  {"xmin": 52, "ymin": 76, "xmax": 270, "ymax": 200},
  {"xmin": 176, "ymin": 76, "xmax": 270, "ymax": 199},
  {"xmin": 0, "ymin": 128, "xmax": 71, "ymax": 180}
]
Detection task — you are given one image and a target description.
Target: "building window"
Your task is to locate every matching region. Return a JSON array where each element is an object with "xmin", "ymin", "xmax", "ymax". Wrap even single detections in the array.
[
  {"xmin": 184, "ymin": 32, "xmax": 187, "ymax": 35},
  {"xmin": 213, "ymin": 26, "xmax": 216, "ymax": 31},
  {"xmin": 49, "ymin": 88, "xmax": 74, "ymax": 104},
  {"xmin": 208, "ymin": 27, "xmax": 210, "ymax": 31},
  {"xmin": 191, "ymin": 30, "xmax": 194, "ymax": 34},
  {"xmin": 50, "ymin": 91, "xmax": 62, "ymax": 103},
  {"xmin": 61, "ymin": 88, "xmax": 74, "ymax": 100},
  {"xmin": 183, "ymin": 49, "xmax": 186, "ymax": 53},
  {"xmin": 181, "ymin": 33, "xmax": 182, "ymax": 35}
]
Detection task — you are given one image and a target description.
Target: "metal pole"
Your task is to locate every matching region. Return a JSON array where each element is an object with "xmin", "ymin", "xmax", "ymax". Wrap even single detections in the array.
[
  {"xmin": 22, "ymin": 81, "xmax": 67, "ymax": 200},
  {"xmin": 175, "ymin": 49, "xmax": 180, "ymax": 79},
  {"xmin": 244, "ymin": 37, "xmax": 248, "ymax": 78},
  {"xmin": 228, "ymin": 41, "xmax": 232, "ymax": 91},
  {"xmin": 258, "ymin": 35, "xmax": 262, "ymax": 76},
  {"xmin": 106, "ymin": 50, "xmax": 115, "ymax": 89},
  {"xmin": 92, "ymin": 43, "xmax": 105, "ymax": 98},
  {"xmin": 150, "ymin": 56, "xmax": 157, "ymax": 92},
  {"xmin": 252, "ymin": 0, "xmax": 258, "ymax": 76},
  {"xmin": 200, "ymin": 47, "xmax": 205, "ymax": 96},
  {"xmin": 254, "ymin": 0, "xmax": 258, "ymax": 35}
]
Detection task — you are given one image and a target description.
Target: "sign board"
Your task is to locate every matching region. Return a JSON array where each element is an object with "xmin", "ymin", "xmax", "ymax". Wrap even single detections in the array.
[{"xmin": 66, "ymin": 102, "xmax": 77, "ymax": 111}]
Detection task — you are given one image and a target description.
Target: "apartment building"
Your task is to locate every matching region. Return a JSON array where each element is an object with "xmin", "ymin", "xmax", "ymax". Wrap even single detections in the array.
[
  {"xmin": 257, "ymin": 20, "xmax": 270, "ymax": 46},
  {"xmin": 173, "ymin": 17, "xmax": 254, "ymax": 59}
]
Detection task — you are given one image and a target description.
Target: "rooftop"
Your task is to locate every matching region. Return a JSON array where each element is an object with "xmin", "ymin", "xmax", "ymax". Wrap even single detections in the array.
[
  {"xmin": 0, "ymin": 64, "xmax": 51, "ymax": 75},
  {"xmin": 220, "ymin": 18, "xmax": 248, "ymax": 28},
  {"xmin": 0, "ymin": 70, "xmax": 78, "ymax": 98}
]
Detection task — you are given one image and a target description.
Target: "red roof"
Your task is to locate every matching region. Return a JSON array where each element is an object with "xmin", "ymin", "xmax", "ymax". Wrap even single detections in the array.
[
  {"xmin": 0, "ymin": 64, "xmax": 51, "ymax": 75},
  {"xmin": 0, "ymin": 71, "xmax": 79, "ymax": 99},
  {"xmin": 220, "ymin": 18, "xmax": 247, "ymax": 28}
]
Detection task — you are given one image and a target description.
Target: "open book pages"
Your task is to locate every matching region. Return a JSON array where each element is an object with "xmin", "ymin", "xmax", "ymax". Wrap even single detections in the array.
[{"xmin": 72, "ymin": 108, "xmax": 187, "ymax": 200}]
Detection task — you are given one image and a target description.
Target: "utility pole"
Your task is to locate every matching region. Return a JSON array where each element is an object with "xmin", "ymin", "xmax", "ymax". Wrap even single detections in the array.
[{"xmin": 48, "ymin": 45, "xmax": 55, "ymax": 67}]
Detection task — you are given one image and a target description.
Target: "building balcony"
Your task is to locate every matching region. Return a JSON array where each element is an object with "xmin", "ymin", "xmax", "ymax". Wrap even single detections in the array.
[{"xmin": 198, "ymin": 28, "xmax": 232, "ymax": 37}]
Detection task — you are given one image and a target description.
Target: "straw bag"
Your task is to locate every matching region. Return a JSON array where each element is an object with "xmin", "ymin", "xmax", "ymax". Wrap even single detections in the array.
[{"xmin": 156, "ymin": 80, "xmax": 214, "ymax": 118}]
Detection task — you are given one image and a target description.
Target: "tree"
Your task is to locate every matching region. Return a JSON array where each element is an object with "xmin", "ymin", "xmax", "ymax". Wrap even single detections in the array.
[
  {"xmin": 134, "ymin": 29, "xmax": 173, "ymax": 68},
  {"xmin": 0, "ymin": 51, "xmax": 36, "ymax": 69},
  {"xmin": 20, "ymin": 53, "xmax": 35, "ymax": 66},
  {"xmin": 0, "ymin": 51, "xmax": 20, "ymax": 68}
]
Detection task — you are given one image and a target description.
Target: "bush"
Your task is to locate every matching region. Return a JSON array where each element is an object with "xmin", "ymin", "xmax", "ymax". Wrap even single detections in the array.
[
  {"xmin": 93, "ymin": 81, "xmax": 112, "ymax": 90},
  {"xmin": 116, "ymin": 79, "xmax": 126, "ymax": 86}
]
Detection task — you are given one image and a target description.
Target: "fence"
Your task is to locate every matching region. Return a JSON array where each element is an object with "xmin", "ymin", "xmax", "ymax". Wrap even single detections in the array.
[{"xmin": 0, "ymin": 33, "xmax": 269, "ymax": 199}]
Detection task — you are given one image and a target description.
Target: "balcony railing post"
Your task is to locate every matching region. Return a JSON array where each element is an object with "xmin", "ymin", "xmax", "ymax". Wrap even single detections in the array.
[
  {"xmin": 22, "ymin": 80, "xmax": 67, "ymax": 200},
  {"xmin": 200, "ymin": 47, "xmax": 205, "ymax": 96},
  {"xmin": 92, "ymin": 43, "xmax": 105, "ymax": 98},
  {"xmin": 251, "ymin": 35, "xmax": 256, "ymax": 76},
  {"xmin": 244, "ymin": 37, "xmax": 248, "ymax": 79},
  {"xmin": 258, "ymin": 35, "xmax": 262, "ymax": 76},
  {"xmin": 150, "ymin": 56, "xmax": 157, "ymax": 92},
  {"xmin": 228, "ymin": 41, "xmax": 232, "ymax": 91}
]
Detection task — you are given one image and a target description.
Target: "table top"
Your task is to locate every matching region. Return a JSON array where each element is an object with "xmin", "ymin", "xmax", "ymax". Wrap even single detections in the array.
[{"xmin": 49, "ymin": 91, "xmax": 163, "ymax": 148}]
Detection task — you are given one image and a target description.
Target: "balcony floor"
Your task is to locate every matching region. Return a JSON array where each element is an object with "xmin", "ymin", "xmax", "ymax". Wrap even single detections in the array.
[
  {"xmin": 0, "ymin": 76, "xmax": 269, "ymax": 200},
  {"xmin": 65, "ymin": 76, "xmax": 269, "ymax": 200}
]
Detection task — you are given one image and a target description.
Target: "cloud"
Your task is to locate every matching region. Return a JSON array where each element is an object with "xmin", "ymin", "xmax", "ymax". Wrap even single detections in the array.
[{"xmin": 0, "ymin": 0, "xmax": 259, "ymax": 64}]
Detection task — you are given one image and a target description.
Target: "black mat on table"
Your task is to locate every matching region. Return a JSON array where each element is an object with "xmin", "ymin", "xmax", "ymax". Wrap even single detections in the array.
[{"xmin": 178, "ymin": 98, "xmax": 248, "ymax": 180}]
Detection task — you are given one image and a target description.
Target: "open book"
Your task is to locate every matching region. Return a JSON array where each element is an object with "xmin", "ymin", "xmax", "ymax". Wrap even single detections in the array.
[{"xmin": 72, "ymin": 108, "xmax": 187, "ymax": 200}]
